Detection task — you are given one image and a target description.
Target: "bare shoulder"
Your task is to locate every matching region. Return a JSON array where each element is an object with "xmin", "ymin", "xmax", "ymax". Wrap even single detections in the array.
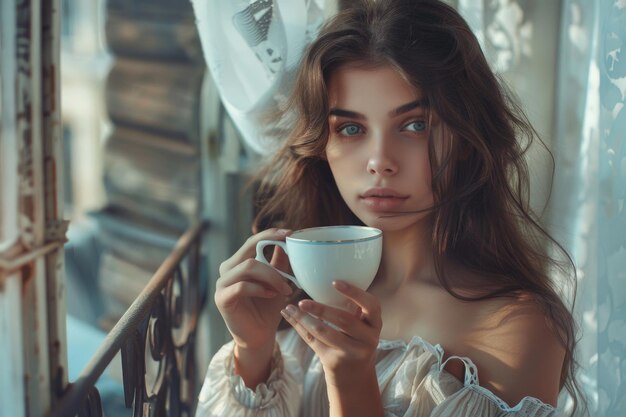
[{"xmin": 451, "ymin": 293, "xmax": 565, "ymax": 407}]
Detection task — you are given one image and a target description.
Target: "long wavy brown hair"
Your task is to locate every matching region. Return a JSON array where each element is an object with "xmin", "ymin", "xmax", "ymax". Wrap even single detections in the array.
[{"xmin": 252, "ymin": 0, "xmax": 586, "ymax": 413}]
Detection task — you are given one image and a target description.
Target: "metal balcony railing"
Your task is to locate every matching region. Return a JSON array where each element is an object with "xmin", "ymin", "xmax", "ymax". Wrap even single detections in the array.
[{"xmin": 50, "ymin": 221, "xmax": 207, "ymax": 417}]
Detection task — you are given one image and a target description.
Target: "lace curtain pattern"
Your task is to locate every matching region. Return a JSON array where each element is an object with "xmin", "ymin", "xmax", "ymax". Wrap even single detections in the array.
[
  {"xmin": 190, "ymin": 0, "xmax": 333, "ymax": 155},
  {"xmin": 548, "ymin": 1, "xmax": 626, "ymax": 416},
  {"xmin": 191, "ymin": 1, "xmax": 625, "ymax": 415},
  {"xmin": 452, "ymin": 3, "xmax": 626, "ymax": 414}
]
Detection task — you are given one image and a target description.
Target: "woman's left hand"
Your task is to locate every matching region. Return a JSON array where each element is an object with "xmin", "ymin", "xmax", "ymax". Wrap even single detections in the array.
[{"xmin": 280, "ymin": 280, "xmax": 382, "ymax": 387}]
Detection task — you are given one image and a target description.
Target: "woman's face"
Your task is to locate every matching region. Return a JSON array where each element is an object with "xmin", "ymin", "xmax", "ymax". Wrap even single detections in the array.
[{"xmin": 325, "ymin": 64, "xmax": 436, "ymax": 232}]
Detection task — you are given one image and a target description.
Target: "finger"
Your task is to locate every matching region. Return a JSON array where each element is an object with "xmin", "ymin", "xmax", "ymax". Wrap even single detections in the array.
[
  {"xmin": 218, "ymin": 259, "xmax": 293, "ymax": 296},
  {"xmin": 297, "ymin": 299, "xmax": 371, "ymax": 342},
  {"xmin": 333, "ymin": 281, "xmax": 383, "ymax": 329},
  {"xmin": 281, "ymin": 304, "xmax": 355, "ymax": 351},
  {"xmin": 220, "ymin": 281, "xmax": 281, "ymax": 303},
  {"xmin": 219, "ymin": 228, "xmax": 291, "ymax": 274}
]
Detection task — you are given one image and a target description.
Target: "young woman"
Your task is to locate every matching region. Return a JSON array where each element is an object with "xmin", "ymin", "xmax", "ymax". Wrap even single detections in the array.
[{"xmin": 195, "ymin": 0, "xmax": 585, "ymax": 416}]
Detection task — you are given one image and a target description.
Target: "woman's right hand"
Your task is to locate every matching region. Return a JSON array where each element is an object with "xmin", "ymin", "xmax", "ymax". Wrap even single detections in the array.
[{"xmin": 215, "ymin": 228, "xmax": 294, "ymax": 351}]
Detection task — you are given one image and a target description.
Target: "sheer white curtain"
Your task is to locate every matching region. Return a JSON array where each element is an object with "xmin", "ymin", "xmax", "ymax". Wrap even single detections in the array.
[
  {"xmin": 191, "ymin": 0, "xmax": 336, "ymax": 155},
  {"xmin": 458, "ymin": 0, "xmax": 625, "ymax": 415},
  {"xmin": 192, "ymin": 1, "xmax": 625, "ymax": 416},
  {"xmin": 548, "ymin": 1, "xmax": 626, "ymax": 416}
]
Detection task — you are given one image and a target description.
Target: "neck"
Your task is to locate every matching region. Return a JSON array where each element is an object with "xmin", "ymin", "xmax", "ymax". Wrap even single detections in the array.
[{"xmin": 369, "ymin": 220, "xmax": 438, "ymax": 296}]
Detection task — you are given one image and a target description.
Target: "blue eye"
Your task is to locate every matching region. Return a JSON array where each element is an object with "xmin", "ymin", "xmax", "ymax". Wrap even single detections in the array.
[
  {"xmin": 404, "ymin": 120, "xmax": 427, "ymax": 132},
  {"xmin": 338, "ymin": 124, "xmax": 363, "ymax": 136}
]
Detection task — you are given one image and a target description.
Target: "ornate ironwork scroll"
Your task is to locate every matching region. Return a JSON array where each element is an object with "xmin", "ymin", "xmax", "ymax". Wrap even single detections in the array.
[{"xmin": 50, "ymin": 222, "xmax": 206, "ymax": 417}]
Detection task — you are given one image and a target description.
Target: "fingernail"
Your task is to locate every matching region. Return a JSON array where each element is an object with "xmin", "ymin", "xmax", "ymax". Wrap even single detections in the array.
[
  {"xmin": 333, "ymin": 280, "xmax": 347, "ymax": 290},
  {"xmin": 285, "ymin": 304, "xmax": 297, "ymax": 314},
  {"xmin": 277, "ymin": 229, "xmax": 290, "ymax": 235},
  {"xmin": 298, "ymin": 300, "xmax": 311, "ymax": 310}
]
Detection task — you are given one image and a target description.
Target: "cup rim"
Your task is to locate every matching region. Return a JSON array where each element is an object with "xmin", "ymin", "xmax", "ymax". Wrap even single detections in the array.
[{"xmin": 286, "ymin": 225, "xmax": 382, "ymax": 244}]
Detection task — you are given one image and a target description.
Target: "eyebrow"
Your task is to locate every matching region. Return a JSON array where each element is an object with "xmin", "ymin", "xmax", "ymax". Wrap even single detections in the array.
[
  {"xmin": 328, "ymin": 99, "xmax": 428, "ymax": 119},
  {"xmin": 391, "ymin": 99, "xmax": 429, "ymax": 117}
]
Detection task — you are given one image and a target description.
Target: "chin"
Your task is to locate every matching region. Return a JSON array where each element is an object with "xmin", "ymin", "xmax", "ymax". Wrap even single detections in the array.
[{"xmin": 356, "ymin": 212, "xmax": 424, "ymax": 233}]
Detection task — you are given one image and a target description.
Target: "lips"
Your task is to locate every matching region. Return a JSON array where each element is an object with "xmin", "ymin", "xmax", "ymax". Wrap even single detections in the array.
[
  {"xmin": 361, "ymin": 188, "xmax": 409, "ymax": 199},
  {"xmin": 360, "ymin": 188, "xmax": 409, "ymax": 212}
]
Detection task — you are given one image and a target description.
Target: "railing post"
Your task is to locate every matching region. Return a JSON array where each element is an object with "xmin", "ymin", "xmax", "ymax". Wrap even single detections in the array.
[{"xmin": 1, "ymin": 0, "xmax": 66, "ymax": 416}]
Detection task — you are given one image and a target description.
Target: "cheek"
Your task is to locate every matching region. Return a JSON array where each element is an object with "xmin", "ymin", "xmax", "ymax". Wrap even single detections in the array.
[
  {"xmin": 325, "ymin": 143, "xmax": 361, "ymax": 198},
  {"xmin": 405, "ymin": 145, "xmax": 434, "ymax": 201},
  {"xmin": 324, "ymin": 140, "xmax": 341, "ymax": 162},
  {"xmin": 325, "ymin": 141, "xmax": 355, "ymax": 177},
  {"xmin": 418, "ymin": 151, "xmax": 432, "ymax": 186},
  {"xmin": 325, "ymin": 137, "xmax": 351, "ymax": 159}
]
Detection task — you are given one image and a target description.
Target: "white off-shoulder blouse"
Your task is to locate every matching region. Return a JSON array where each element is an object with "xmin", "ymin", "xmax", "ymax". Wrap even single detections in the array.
[{"xmin": 196, "ymin": 328, "xmax": 556, "ymax": 417}]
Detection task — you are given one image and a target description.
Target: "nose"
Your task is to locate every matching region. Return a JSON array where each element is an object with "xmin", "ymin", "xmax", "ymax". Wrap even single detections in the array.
[{"xmin": 367, "ymin": 138, "xmax": 398, "ymax": 176}]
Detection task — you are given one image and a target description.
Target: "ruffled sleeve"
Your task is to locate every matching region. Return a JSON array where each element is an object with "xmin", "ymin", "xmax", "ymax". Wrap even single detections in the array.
[
  {"xmin": 427, "ymin": 385, "xmax": 557, "ymax": 417},
  {"xmin": 195, "ymin": 338, "xmax": 304, "ymax": 417},
  {"xmin": 376, "ymin": 337, "xmax": 557, "ymax": 417},
  {"xmin": 403, "ymin": 338, "xmax": 556, "ymax": 417}
]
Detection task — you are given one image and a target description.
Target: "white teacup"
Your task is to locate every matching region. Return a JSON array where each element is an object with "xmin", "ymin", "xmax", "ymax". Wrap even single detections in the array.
[{"xmin": 255, "ymin": 225, "xmax": 383, "ymax": 307}]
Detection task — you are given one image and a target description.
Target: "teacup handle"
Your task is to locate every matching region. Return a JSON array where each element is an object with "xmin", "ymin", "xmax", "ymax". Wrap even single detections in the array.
[{"xmin": 255, "ymin": 240, "xmax": 302, "ymax": 289}]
